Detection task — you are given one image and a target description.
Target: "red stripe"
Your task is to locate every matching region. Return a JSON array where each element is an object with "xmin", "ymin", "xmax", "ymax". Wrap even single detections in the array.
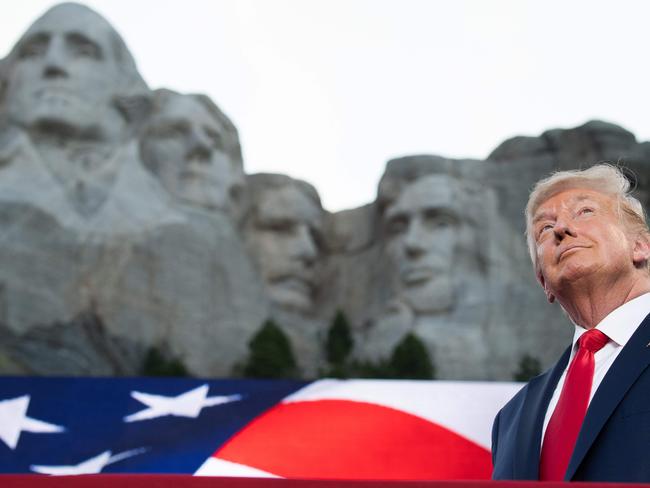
[{"xmin": 214, "ymin": 400, "xmax": 491, "ymax": 480}]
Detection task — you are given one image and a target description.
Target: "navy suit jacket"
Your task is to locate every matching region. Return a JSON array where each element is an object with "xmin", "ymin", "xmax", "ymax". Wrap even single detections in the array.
[{"xmin": 492, "ymin": 313, "xmax": 650, "ymax": 482}]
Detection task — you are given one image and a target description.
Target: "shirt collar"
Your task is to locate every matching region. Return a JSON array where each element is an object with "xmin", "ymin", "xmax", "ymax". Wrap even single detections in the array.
[{"xmin": 572, "ymin": 292, "xmax": 650, "ymax": 348}]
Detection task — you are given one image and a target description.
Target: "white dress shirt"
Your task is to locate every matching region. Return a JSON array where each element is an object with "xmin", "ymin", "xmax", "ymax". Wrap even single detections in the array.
[{"xmin": 541, "ymin": 292, "xmax": 650, "ymax": 444}]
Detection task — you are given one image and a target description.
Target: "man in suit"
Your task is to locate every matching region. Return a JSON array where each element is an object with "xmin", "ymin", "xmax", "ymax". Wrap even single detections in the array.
[{"xmin": 492, "ymin": 164, "xmax": 650, "ymax": 482}]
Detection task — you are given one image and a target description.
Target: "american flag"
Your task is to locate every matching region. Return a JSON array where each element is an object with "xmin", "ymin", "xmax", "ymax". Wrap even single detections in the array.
[{"xmin": 0, "ymin": 376, "xmax": 521, "ymax": 479}]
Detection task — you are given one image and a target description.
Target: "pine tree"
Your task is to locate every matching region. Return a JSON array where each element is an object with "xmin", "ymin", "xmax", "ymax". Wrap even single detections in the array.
[
  {"xmin": 140, "ymin": 347, "xmax": 189, "ymax": 377},
  {"xmin": 243, "ymin": 319, "xmax": 297, "ymax": 378},
  {"xmin": 513, "ymin": 354, "xmax": 542, "ymax": 382},
  {"xmin": 388, "ymin": 333, "xmax": 434, "ymax": 379},
  {"xmin": 326, "ymin": 310, "xmax": 354, "ymax": 365}
]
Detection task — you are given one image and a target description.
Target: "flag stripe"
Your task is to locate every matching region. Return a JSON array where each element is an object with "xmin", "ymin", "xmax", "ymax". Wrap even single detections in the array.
[{"xmin": 214, "ymin": 399, "xmax": 492, "ymax": 480}]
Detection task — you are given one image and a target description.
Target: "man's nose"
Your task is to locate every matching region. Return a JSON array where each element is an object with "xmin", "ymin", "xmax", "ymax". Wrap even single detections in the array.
[
  {"xmin": 404, "ymin": 219, "xmax": 427, "ymax": 258},
  {"xmin": 185, "ymin": 127, "xmax": 212, "ymax": 161},
  {"xmin": 292, "ymin": 225, "xmax": 318, "ymax": 265},
  {"xmin": 553, "ymin": 217, "xmax": 577, "ymax": 240},
  {"xmin": 42, "ymin": 37, "xmax": 68, "ymax": 79}
]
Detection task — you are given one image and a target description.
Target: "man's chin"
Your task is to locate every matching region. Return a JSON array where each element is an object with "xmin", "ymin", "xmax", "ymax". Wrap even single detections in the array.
[
  {"xmin": 549, "ymin": 263, "xmax": 597, "ymax": 291},
  {"xmin": 269, "ymin": 285, "xmax": 314, "ymax": 313},
  {"xmin": 402, "ymin": 278, "xmax": 455, "ymax": 315}
]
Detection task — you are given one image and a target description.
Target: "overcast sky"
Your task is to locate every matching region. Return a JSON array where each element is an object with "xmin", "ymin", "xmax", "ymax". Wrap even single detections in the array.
[{"xmin": 1, "ymin": 0, "xmax": 649, "ymax": 211}]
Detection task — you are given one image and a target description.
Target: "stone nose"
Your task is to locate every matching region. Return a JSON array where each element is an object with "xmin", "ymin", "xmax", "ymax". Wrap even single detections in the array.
[
  {"xmin": 42, "ymin": 37, "xmax": 69, "ymax": 79},
  {"xmin": 292, "ymin": 224, "xmax": 318, "ymax": 264},
  {"xmin": 404, "ymin": 219, "xmax": 427, "ymax": 258},
  {"xmin": 185, "ymin": 127, "xmax": 212, "ymax": 161}
]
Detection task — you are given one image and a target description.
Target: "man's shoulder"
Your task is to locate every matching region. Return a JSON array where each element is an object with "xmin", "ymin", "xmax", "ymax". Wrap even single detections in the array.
[
  {"xmin": 498, "ymin": 380, "xmax": 532, "ymax": 420},
  {"xmin": 498, "ymin": 367, "xmax": 556, "ymax": 420}
]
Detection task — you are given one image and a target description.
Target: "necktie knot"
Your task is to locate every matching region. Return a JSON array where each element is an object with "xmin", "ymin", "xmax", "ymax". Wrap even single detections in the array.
[{"xmin": 578, "ymin": 329, "xmax": 609, "ymax": 353}]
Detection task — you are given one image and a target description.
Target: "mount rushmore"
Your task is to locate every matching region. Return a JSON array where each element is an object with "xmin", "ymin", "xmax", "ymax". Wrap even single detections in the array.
[{"xmin": 1, "ymin": 3, "xmax": 649, "ymax": 379}]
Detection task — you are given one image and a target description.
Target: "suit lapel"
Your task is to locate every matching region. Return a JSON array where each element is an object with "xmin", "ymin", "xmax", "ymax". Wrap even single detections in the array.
[
  {"xmin": 514, "ymin": 347, "xmax": 571, "ymax": 479},
  {"xmin": 565, "ymin": 314, "xmax": 650, "ymax": 480}
]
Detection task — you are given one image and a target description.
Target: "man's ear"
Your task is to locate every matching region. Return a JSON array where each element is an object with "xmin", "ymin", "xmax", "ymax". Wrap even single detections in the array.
[
  {"xmin": 537, "ymin": 271, "xmax": 555, "ymax": 303},
  {"xmin": 632, "ymin": 233, "xmax": 650, "ymax": 269}
]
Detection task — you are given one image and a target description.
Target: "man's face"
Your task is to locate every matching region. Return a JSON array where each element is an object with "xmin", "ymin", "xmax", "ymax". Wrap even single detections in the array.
[
  {"xmin": 383, "ymin": 175, "xmax": 462, "ymax": 314},
  {"xmin": 141, "ymin": 95, "xmax": 238, "ymax": 210},
  {"xmin": 533, "ymin": 188, "xmax": 638, "ymax": 301},
  {"xmin": 3, "ymin": 5, "xmax": 122, "ymax": 134},
  {"xmin": 246, "ymin": 186, "xmax": 323, "ymax": 312}
]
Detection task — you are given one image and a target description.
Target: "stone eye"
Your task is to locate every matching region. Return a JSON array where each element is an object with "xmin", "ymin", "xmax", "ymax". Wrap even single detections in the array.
[
  {"xmin": 67, "ymin": 33, "xmax": 102, "ymax": 59},
  {"xmin": 204, "ymin": 127, "xmax": 223, "ymax": 149},
  {"xmin": 386, "ymin": 215, "xmax": 408, "ymax": 235},
  {"xmin": 18, "ymin": 34, "xmax": 49, "ymax": 59}
]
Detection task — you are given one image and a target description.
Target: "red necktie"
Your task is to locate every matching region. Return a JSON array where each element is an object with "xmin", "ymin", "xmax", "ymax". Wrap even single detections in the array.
[{"xmin": 539, "ymin": 328, "xmax": 609, "ymax": 481}]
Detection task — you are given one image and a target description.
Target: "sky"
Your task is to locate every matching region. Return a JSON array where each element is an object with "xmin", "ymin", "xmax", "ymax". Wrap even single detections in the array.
[{"xmin": 1, "ymin": 0, "xmax": 649, "ymax": 212}]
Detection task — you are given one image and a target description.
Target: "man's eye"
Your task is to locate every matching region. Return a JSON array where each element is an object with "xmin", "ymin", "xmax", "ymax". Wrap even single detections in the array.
[
  {"xmin": 538, "ymin": 224, "xmax": 553, "ymax": 237},
  {"xmin": 204, "ymin": 127, "xmax": 223, "ymax": 149},
  {"xmin": 426, "ymin": 216, "xmax": 456, "ymax": 229},
  {"xmin": 150, "ymin": 121, "xmax": 188, "ymax": 139},
  {"xmin": 18, "ymin": 36, "xmax": 49, "ymax": 58},
  {"xmin": 578, "ymin": 207, "xmax": 594, "ymax": 215},
  {"xmin": 67, "ymin": 33, "xmax": 102, "ymax": 59},
  {"xmin": 386, "ymin": 216, "xmax": 408, "ymax": 235},
  {"xmin": 258, "ymin": 220, "xmax": 294, "ymax": 233}
]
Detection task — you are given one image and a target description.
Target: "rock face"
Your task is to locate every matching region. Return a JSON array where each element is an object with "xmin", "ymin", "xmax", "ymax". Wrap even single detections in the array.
[
  {"xmin": 0, "ymin": 3, "xmax": 266, "ymax": 377},
  {"xmin": 1, "ymin": 3, "xmax": 650, "ymax": 380}
]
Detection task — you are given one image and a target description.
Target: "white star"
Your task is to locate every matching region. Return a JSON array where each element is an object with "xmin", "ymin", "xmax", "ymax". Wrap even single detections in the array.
[
  {"xmin": 0, "ymin": 395, "xmax": 65, "ymax": 449},
  {"xmin": 31, "ymin": 448, "xmax": 146, "ymax": 475},
  {"xmin": 123, "ymin": 384, "xmax": 242, "ymax": 423}
]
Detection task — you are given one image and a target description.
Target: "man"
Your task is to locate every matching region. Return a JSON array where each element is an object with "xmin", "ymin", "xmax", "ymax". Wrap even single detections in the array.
[
  {"xmin": 242, "ymin": 173, "xmax": 324, "ymax": 313},
  {"xmin": 492, "ymin": 164, "xmax": 650, "ymax": 481},
  {"xmin": 0, "ymin": 3, "xmax": 151, "ymax": 219},
  {"xmin": 382, "ymin": 173, "xmax": 485, "ymax": 315},
  {"xmin": 1, "ymin": 3, "xmax": 146, "ymax": 139},
  {"xmin": 353, "ymin": 169, "xmax": 496, "ymax": 379},
  {"xmin": 140, "ymin": 89, "xmax": 244, "ymax": 215}
]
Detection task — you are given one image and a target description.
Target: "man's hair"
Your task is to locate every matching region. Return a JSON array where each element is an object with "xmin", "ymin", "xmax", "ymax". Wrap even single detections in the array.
[
  {"xmin": 241, "ymin": 173, "xmax": 322, "ymax": 227},
  {"xmin": 0, "ymin": 3, "xmax": 149, "ymax": 124},
  {"xmin": 144, "ymin": 89, "xmax": 244, "ymax": 172},
  {"xmin": 525, "ymin": 164, "xmax": 650, "ymax": 271}
]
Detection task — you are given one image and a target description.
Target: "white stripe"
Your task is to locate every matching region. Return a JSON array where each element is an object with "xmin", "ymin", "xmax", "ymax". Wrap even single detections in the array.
[
  {"xmin": 195, "ymin": 458, "xmax": 281, "ymax": 478},
  {"xmin": 282, "ymin": 379, "xmax": 522, "ymax": 448}
]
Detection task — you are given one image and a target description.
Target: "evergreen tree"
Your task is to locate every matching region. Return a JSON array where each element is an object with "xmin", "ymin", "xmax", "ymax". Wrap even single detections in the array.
[
  {"xmin": 388, "ymin": 333, "xmax": 434, "ymax": 379},
  {"xmin": 326, "ymin": 310, "xmax": 354, "ymax": 365},
  {"xmin": 140, "ymin": 347, "xmax": 189, "ymax": 377},
  {"xmin": 513, "ymin": 354, "xmax": 542, "ymax": 382},
  {"xmin": 243, "ymin": 319, "xmax": 297, "ymax": 378},
  {"xmin": 348, "ymin": 359, "xmax": 393, "ymax": 378}
]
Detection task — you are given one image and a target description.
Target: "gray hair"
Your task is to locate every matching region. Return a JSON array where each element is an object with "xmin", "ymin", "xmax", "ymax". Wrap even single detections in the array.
[{"xmin": 525, "ymin": 164, "xmax": 650, "ymax": 271}]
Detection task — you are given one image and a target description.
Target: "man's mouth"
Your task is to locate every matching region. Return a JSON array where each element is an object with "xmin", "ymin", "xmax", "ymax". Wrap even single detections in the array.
[
  {"xmin": 557, "ymin": 245, "xmax": 588, "ymax": 261},
  {"xmin": 401, "ymin": 267, "xmax": 434, "ymax": 285},
  {"xmin": 273, "ymin": 276, "xmax": 313, "ymax": 296},
  {"xmin": 36, "ymin": 86, "xmax": 75, "ymax": 100}
]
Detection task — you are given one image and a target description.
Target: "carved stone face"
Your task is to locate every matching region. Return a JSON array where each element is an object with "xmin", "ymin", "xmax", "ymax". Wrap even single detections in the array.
[
  {"xmin": 246, "ymin": 185, "xmax": 323, "ymax": 312},
  {"xmin": 140, "ymin": 94, "xmax": 241, "ymax": 211},
  {"xmin": 3, "ymin": 4, "xmax": 125, "ymax": 139},
  {"xmin": 383, "ymin": 174, "xmax": 465, "ymax": 314}
]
